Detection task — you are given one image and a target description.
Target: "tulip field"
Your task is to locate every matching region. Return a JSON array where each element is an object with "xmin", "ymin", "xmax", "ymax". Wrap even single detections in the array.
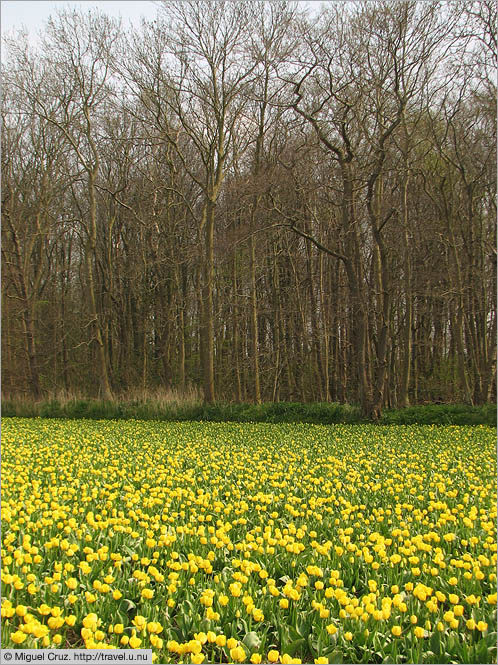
[{"xmin": 1, "ymin": 418, "xmax": 496, "ymax": 663}]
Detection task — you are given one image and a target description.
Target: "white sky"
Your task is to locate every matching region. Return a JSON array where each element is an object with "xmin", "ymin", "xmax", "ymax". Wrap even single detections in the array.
[
  {"xmin": 2, "ymin": 0, "xmax": 323, "ymax": 41},
  {"xmin": 1, "ymin": 1, "xmax": 159, "ymax": 40}
]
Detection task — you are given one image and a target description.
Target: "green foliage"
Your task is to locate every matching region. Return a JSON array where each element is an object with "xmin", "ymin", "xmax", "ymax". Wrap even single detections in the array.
[
  {"xmin": 2, "ymin": 399, "xmax": 495, "ymax": 425},
  {"xmin": 380, "ymin": 404, "xmax": 497, "ymax": 426}
]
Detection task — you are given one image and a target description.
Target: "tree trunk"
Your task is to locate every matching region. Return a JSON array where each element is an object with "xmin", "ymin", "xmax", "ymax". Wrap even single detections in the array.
[
  {"xmin": 399, "ymin": 175, "xmax": 412, "ymax": 407},
  {"xmin": 249, "ymin": 232, "xmax": 261, "ymax": 403},
  {"xmin": 319, "ymin": 252, "xmax": 331, "ymax": 401},
  {"xmin": 22, "ymin": 303, "xmax": 41, "ymax": 399},
  {"xmin": 341, "ymin": 163, "xmax": 375, "ymax": 417},
  {"xmin": 200, "ymin": 199, "xmax": 215, "ymax": 403},
  {"xmin": 87, "ymin": 169, "xmax": 113, "ymax": 401}
]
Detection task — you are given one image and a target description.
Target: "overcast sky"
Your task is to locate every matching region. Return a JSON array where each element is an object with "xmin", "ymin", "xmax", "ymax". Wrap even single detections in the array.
[
  {"xmin": 2, "ymin": 1, "xmax": 159, "ymax": 40},
  {"xmin": 2, "ymin": 1, "xmax": 322, "ymax": 42}
]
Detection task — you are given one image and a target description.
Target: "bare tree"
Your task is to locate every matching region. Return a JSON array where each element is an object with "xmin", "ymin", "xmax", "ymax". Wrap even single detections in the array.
[
  {"xmin": 6, "ymin": 10, "xmax": 121, "ymax": 399},
  {"xmin": 1, "ymin": 84, "xmax": 68, "ymax": 397},
  {"xmin": 127, "ymin": 1, "xmax": 260, "ymax": 402},
  {"xmin": 2, "ymin": 1, "xmax": 495, "ymax": 409}
]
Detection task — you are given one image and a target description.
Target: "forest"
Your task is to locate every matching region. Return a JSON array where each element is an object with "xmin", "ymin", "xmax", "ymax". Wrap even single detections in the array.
[{"xmin": 2, "ymin": 0, "xmax": 496, "ymax": 419}]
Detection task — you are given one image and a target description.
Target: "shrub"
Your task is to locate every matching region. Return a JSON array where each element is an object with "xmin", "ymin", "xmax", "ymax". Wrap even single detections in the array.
[{"xmin": 2, "ymin": 397, "xmax": 495, "ymax": 425}]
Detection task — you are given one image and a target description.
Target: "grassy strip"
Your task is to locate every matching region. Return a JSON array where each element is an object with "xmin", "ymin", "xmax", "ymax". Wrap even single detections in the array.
[
  {"xmin": 1, "ymin": 399, "xmax": 496, "ymax": 425},
  {"xmin": 380, "ymin": 402, "xmax": 497, "ymax": 425}
]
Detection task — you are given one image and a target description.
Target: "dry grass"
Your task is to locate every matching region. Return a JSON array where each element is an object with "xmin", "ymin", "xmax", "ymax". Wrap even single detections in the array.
[
  {"xmin": 3, "ymin": 385, "xmax": 202, "ymax": 407},
  {"xmin": 118, "ymin": 384, "xmax": 202, "ymax": 407}
]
